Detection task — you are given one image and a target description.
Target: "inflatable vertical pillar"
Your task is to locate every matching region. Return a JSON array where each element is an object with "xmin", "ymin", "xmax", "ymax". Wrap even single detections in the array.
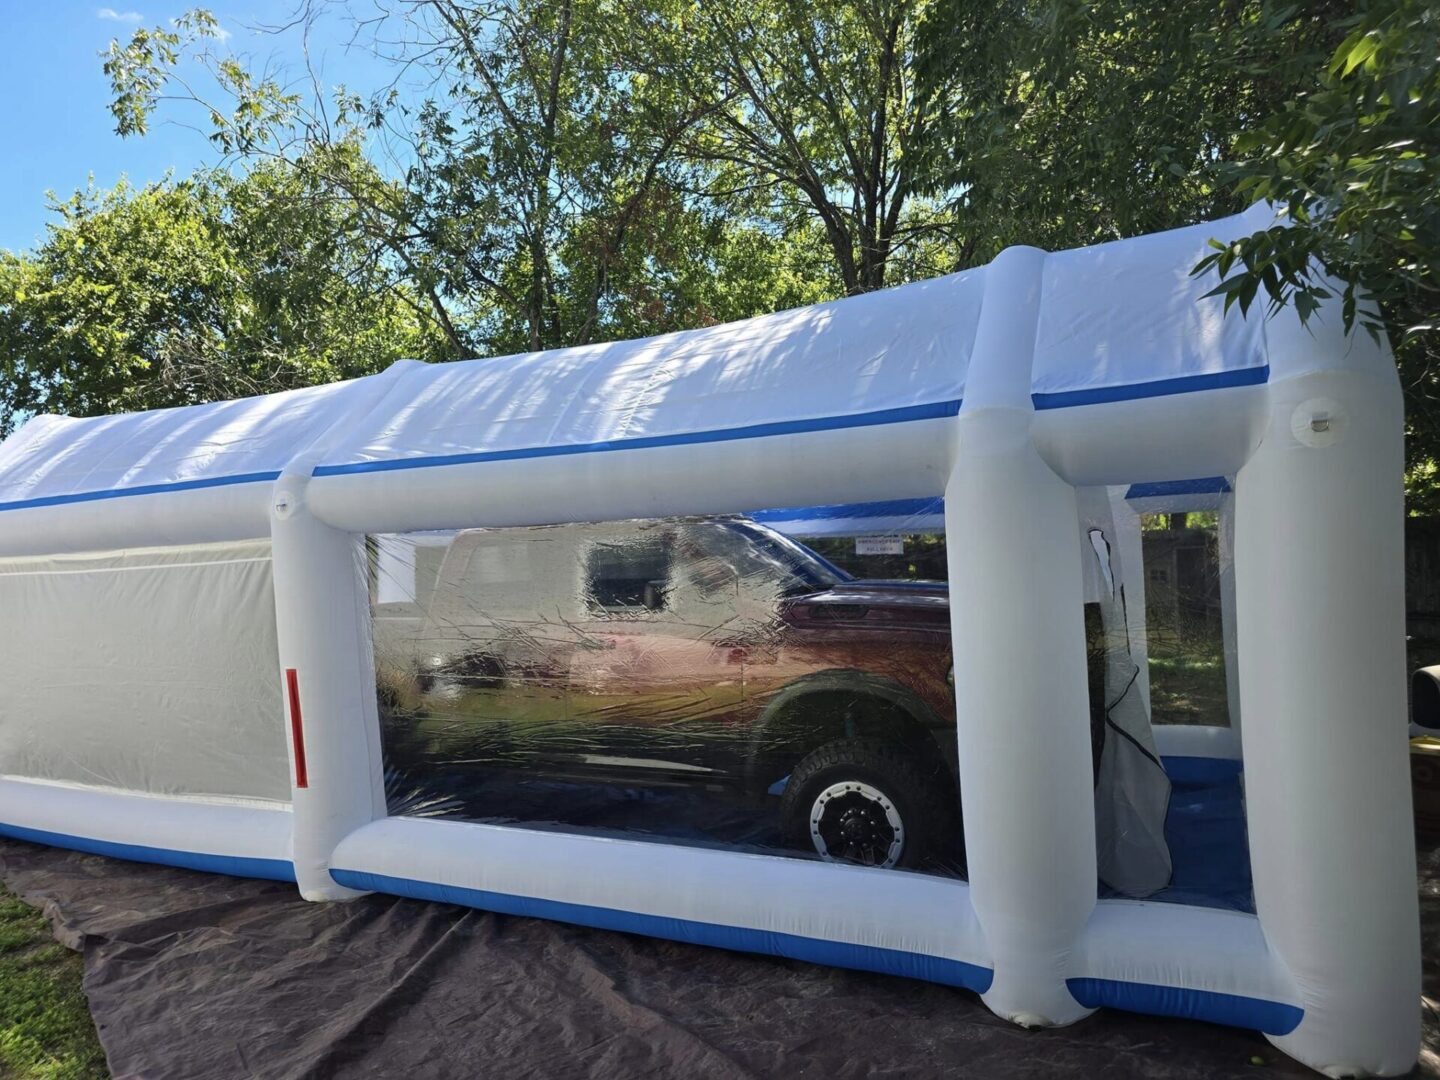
[
  {"xmin": 270, "ymin": 472, "xmax": 385, "ymax": 900},
  {"xmin": 1234, "ymin": 306, "xmax": 1419, "ymax": 1076},
  {"xmin": 946, "ymin": 246, "xmax": 1096, "ymax": 1026}
]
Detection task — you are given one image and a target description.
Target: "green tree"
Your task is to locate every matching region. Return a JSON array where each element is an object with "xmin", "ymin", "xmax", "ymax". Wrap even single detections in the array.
[
  {"xmin": 101, "ymin": 2, "xmax": 833, "ymax": 356},
  {"xmin": 0, "ymin": 161, "xmax": 447, "ymax": 435},
  {"xmin": 919, "ymin": 0, "xmax": 1345, "ymax": 258},
  {"xmin": 642, "ymin": 0, "xmax": 1000, "ymax": 293},
  {"xmin": 1193, "ymin": 0, "xmax": 1439, "ymax": 488}
]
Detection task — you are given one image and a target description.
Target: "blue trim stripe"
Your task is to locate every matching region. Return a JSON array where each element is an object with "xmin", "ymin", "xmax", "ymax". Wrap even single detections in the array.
[
  {"xmin": 0, "ymin": 821, "xmax": 296, "ymax": 883},
  {"xmin": 750, "ymin": 497, "xmax": 945, "ymax": 524},
  {"xmin": 312, "ymin": 400, "xmax": 965, "ymax": 478},
  {"xmin": 1, "ymin": 365, "xmax": 1270, "ymax": 511},
  {"xmin": 1067, "ymin": 977, "xmax": 1303, "ymax": 1036},
  {"xmin": 331, "ymin": 867, "xmax": 994, "ymax": 993},
  {"xmin": 1032, "ymin": 365, "xmax": 1268, "ymax": 410},
  {"xmin": 0, "ymin": 470, "xmax": 281, "ymax": 514},
  {"xmin": 1126, "ymin": 476, "xmax": 1232, "ymax": 501},
  {"xmin": 1161, "ymin": 755, "xmax": 1244, "ymax": 786}
]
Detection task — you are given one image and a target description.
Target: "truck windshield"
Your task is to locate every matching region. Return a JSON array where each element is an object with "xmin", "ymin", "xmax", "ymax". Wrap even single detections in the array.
[{"xmin": 691, "ymin": 520, "xmax": 851, "ymax": 595}]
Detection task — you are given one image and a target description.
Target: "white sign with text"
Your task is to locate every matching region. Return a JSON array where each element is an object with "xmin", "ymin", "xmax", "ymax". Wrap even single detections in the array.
[{"xmin": 855, "ymin": 535, "xmax": 904, "ymax": 556}]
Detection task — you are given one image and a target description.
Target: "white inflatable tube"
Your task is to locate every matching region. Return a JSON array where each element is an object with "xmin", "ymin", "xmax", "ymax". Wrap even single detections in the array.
[
  {"xmin": 0, "ymin": 480, "xmax": 273, "ymax": 558},
  {"xmin": 1032, "ymin": 383, "xmax": 1267, "ymax": 487},
  {"xmin": 305, "ymin": 418, "xmax": 957, "ymax": 535},
  {"xmin": 1235, "ymin": 346, "xmax": 1418, "ymax": 1071},
  {"xmin": 299, "ymin": 389, "xmax": 1272, "ymax": 539},
  {"xmin": 945, "ymin": 247, "xmax": 1096, "ymax": 1027},
  {"xmin": 0, "ymin": 777, "xmax": 293, "ymax": 881},
  {"xmin": 330, "ymin": 816, "xmax": 993, "ymax": 988},
  {"xmin": 270, "ymin": 478, "xmax": 386, "ymax": 901},
  {"xmin": 1069, "ymin": 900, "xmax": 1300, "ymax": 1032}
]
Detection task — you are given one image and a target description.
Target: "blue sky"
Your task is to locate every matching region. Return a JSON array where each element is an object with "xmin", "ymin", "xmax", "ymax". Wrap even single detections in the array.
[{"xmin": 0, "ymin": 1, "xmax": 397, "ymax": 253}]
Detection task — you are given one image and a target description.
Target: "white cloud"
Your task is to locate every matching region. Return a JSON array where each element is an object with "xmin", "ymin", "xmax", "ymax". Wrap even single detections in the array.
[
  {"xmin": 212, "ymin": 24, "xmax": 231, "ymax": 41},
  {"xmin": 97, "ymin": 7, "xmax": 143, "ymax": 22}
]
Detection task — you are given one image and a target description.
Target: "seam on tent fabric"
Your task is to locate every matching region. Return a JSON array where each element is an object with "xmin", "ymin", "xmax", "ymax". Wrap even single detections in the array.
[
  {"xmin": 0, "ymin": 470, "xmax": 281, "ymax": 514},
  {"xmin": 1066, "ymin": 976, "xmax": 1303, "ymax": 1036},
  {"xmin": 330, "ymin": 867, "xmax": 995, "ymax": 993},
  {"xmin": 0, "ymin": 821, "xmax": 296, "ymax": 882},
  {"xmin": 0, "ymin": 557, "xmax": 272, "ymax": 577},
  {"xmin": 1031, "ymin": 365, "xmax": 1269, "ymax": 410}
]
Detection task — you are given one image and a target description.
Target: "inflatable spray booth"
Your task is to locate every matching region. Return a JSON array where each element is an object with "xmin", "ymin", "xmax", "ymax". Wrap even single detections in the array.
[{"xmin": 0, "ymin": 204, "xmax": 1420, "ymax": 1076}]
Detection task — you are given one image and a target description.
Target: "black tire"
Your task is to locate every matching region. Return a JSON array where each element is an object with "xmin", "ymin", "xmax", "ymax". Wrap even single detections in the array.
[{"xmin": 780, "ymin": 737, "xmax": 960, "ymax": 872}]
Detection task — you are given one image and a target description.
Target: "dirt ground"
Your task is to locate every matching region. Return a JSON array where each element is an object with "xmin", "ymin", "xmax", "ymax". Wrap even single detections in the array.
[{"xmin": 0, "ymin": 834, "xmax": 1435, "ymax": 1080}]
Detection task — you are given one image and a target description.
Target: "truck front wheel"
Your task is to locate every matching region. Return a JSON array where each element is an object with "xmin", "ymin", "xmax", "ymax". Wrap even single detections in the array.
[{"xmin": 780, "ymin": 737, "xmax": 960, "ymax": 872}]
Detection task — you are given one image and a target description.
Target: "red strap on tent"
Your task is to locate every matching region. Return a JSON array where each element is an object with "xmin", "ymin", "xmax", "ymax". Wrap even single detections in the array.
[{"xmin": 285, "ymin": 668, "xmax": 309, "ymax": 789}]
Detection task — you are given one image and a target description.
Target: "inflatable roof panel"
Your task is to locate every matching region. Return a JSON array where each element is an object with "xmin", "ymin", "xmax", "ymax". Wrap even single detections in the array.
[{"xmin": 0, "ymin": 204, "xmax": 1275, "ymax": 511}]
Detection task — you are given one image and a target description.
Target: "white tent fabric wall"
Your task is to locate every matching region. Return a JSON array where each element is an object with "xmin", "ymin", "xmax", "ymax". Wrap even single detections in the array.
[
  {"xmin": 0, "ymin": 539, "xmax": 287, "ymax": 802},
  {"xmin": 0, "ymin": 204, "xmax": 1420, "ymax": 1076}
]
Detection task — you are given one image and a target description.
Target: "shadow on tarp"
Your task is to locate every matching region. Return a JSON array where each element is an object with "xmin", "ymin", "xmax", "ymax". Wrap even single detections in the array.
[{"xmin": 6, "ymin": 832, "xmax": 1428, "ymax": 1080}]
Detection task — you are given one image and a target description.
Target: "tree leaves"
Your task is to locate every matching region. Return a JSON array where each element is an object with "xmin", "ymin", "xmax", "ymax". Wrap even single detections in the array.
[
  {"xmin": 59, "ymin": 0, "xmax": 1440, "ymax": 483},
  {"xmin": 1197, "ymin": 0, "xmax": 1438, "ymax": 471},
  {"xmin": 0, "ymin": 163, "xmax": 449, "ymax": 435}
]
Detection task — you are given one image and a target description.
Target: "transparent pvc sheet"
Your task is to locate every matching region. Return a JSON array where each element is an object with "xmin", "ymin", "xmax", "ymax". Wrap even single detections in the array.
[
  {"xmin": 372, "ymin": 516, "xmax": 967, "ymax": 877},
  {"xmin": 0, "ymin": 540, "xmax": 289, "ymax": 802},
  {"xmin": 1136, "ymin": 505, "xmax": 1252, "ymax": 912},
  {"xmin": 759, "ymin": 495, "xmax": 1177, "ymax": 899},
  {"xmin": 1140, "ymin": 511, "xmax": 1233, "ymax": 727},
  {"xmin": 371, "ymin": 506, "xmax": 1190, "ymax": 893}
]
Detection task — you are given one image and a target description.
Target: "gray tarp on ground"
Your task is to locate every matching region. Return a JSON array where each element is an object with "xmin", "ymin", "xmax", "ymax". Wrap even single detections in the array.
[{"xmin": 2, "ymin": 836, "xmax": 1437, "ymax": 1080}]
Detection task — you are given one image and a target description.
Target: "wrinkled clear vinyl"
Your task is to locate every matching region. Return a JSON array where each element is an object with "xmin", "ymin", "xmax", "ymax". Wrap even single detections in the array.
[
  {"xmin": 370, "ymin": 503, "xmax": 1232, "ymax": 901},
  {"xmin": 371, "ymin": 514, "xmax": 967, "ymax": 876}
]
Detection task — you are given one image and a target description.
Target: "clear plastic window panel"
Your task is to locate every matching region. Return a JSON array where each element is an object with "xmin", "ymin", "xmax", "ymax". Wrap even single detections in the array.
[
  {"xmin": 1141, "ymin": 510, "xmax": 1234, "ymax": 727},
  {"xmin": 371, "ymin": 512, "xmax": 972, "ymax": 877},
  {"xmin": 370, "ymin": 501, "xmax": 1244, "ymax": 898},
  {"xmin": 1132, "ymin": 507, "xmax": 1251, "ymax": 912}
]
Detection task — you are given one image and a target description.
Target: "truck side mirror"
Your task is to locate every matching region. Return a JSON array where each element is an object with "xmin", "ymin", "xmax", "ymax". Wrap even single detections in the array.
[{"xmin": 1413, "ymin": 666, "xmax": 1440, "ymax": 730}]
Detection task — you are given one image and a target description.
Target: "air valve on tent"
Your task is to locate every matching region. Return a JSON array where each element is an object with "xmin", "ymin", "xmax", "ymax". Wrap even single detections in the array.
[{"xmin": 1292, "ymin": 397, "xmax": 1347, "ymax": 449}]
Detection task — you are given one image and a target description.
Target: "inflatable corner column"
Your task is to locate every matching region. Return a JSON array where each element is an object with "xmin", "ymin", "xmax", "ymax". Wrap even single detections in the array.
[
  {"xmin": 945, "ymin": 245, "xmax": 1097, "ymax": 1027},
  {"xmin": 1235, "ymin": 310, "xmax": 1420, "ymax": 1076},
  {"xmin": 270, "ymin": 473, "xmax": 385, "ymax": 901}
]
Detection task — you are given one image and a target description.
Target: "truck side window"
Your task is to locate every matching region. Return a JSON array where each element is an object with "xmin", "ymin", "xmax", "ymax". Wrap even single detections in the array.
[{"xmin": 585, "ymin": 536, "xmax": 671, "ymax": 614}]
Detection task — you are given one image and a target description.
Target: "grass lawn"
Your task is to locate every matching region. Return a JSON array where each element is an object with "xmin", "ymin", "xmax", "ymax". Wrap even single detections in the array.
[
  {"xmin": 1148, "ymin": 652, "xmax": 1230, "ymax": 727},
  {"xmin": 0, "ymin": 889, "xmax": 105, "ymax": 1080}
]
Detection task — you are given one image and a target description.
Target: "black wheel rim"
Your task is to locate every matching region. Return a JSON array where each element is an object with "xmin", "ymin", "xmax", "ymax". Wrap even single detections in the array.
[{"xmin": 809, "ymin": 781, "xmax": 904, "ymax": 868}]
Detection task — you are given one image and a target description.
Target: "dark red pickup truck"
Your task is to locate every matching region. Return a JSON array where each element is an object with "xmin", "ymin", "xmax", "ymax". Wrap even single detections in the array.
[{"xmin": 374, "ymin": 519, "xmax": 968, "ymax": 870}]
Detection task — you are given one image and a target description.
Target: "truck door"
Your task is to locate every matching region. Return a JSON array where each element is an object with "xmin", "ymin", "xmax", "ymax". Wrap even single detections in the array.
[{"xmin": 565, "ymin": 523, "xmax": 745, "ymax": 780}]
